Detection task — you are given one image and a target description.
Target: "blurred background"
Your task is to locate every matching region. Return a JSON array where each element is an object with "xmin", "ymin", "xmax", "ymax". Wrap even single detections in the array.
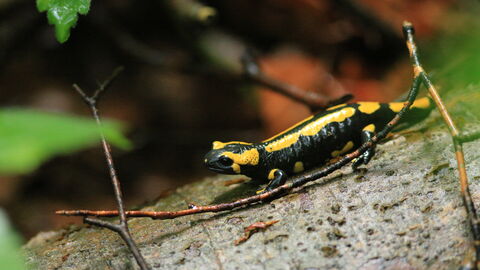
[{"xmin": 1, "ymin": 0, "xmax": 480, "ymax": 251}]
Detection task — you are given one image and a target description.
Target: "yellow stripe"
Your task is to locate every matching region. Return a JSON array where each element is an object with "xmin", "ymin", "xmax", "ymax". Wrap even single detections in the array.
[{"xmin": 264, "ymin": 107, "xmax": 356, "ymax": 152}]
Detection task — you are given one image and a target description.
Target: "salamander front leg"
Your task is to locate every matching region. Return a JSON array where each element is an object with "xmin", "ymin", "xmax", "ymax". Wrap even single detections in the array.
[
  {"xmin": 256, "ymin": 169, "xmax": 287, "ymax": 194},
  {"xmin": 352, "ymin": 129, "xmax": 376, "ymax": 171}
]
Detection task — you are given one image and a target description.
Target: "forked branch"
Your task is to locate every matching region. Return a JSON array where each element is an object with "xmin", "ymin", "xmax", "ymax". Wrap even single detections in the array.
[
  {"xmin": 241, "ymin": 50, "xmax": 353, "ymax": 111},
  {"xmin": 72, "ymin": 67, "xmax": 150, "ymax": 270}
]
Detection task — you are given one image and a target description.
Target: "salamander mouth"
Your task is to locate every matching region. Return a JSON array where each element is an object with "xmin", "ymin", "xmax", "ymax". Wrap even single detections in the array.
[
  {"xmin": 206, "ymin": 163, "xmax": 236, "ymax": 174},
  {"xmin": 206, "ymin": 165, "xmax": 228, "ymax": 173}
]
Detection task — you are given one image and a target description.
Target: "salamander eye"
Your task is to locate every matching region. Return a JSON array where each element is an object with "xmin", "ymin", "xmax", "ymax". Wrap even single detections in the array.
[{"xmin": 219, "ymin": 156, "xmax": 233, "ymax": 167}]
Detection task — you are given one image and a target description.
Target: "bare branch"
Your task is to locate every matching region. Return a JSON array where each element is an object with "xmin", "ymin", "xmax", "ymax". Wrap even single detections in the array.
[
  {"xmin": 241, "ymin": 50, "xmax": 353, "ymax": 111},
  {"xmin": 71, "ymin": 68, "xmax": 150, "ymax": 270}
]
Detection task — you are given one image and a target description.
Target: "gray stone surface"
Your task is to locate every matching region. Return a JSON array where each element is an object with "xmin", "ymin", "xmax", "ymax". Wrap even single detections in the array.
[{"xmin": 23, "ymin": 119, "xmax": 480, "ymax": 270}]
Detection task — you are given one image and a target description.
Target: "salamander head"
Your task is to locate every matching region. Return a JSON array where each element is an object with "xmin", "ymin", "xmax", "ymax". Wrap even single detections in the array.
[{"xmin": 204, "ymin": 141, "xmax": 259, "ymax": 175}]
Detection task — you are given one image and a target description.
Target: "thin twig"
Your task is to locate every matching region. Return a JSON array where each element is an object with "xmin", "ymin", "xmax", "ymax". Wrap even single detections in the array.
[
  {"xmin": 241, "ymin": 50, "xmax": 353, "ymax": 111},
  {"xmin": 416, "ymin": 65, "xmax": 480, "ymax": 268},
  {"xmin": 57, "ymin": 22, "xmax": 422, "ymax": 222},
  {"xmin": 402, "ymin": 21, "xmax": 480, "ymax": 268},
  {"xmin": 72, "ymin": 68, "xmax": 150, "ymax": 270},
  {"xmin": 234, "ymin": 220, "xmax": 279, "ymax": 245}
]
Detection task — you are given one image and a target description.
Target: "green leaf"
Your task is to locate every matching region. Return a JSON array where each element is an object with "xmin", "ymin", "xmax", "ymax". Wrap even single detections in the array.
[
  {"xmin": 36, "ymin": 0, "xmax": 91, "ymax": 43},
  {"xmin": 0, "ymin": 209, "xmax": 25, "ymax": 270},
  {"xmin": 0, "ymin": 108, "xmax": 131, "ymax": 176}
]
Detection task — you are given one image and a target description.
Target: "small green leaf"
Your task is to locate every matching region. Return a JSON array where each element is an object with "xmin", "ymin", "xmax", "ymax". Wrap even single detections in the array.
[
  {"xmin": 0, "ymin": 108, "xmax": 131, "ymax": 176},
  {"xmin": 36, "ymin": 0, "xmax": 91, "ymax": 43},
  {"xmin": 0, "ymin": 209, "xmax": 25, "ymax": 270}
]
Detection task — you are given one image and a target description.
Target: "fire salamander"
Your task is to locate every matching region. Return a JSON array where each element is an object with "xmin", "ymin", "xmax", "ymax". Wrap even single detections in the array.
[{"xmin": 204, "ymin": 97, "xmax": 434, "ymax": 193}]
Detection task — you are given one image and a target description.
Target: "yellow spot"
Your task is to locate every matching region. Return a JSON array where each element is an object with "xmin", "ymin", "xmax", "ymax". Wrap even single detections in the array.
[
  {"xmin": 389, "ymin": 97, "xmax": 430, "ymax": 112},
  {"xmin": 232, "ymin": 164, "xmax": 241, "ymax": 173},
  {"xmin": 412, "ymin": 97, "xmax": 431, "ymax": 109},
  {"xmin": 327, "ymin": 104, "xmax": 346, "ymax": 111},
  {"xmin": 363, "ymin": 124, "xmax": 375, "ymax": 133},
  {"xmin": 268, "ymin": 169, "xmax": 279, "ymax": 180},
  {"xmin": 213, "ymin": 141, "xmax": 252, "ymax": 150},
  {"xmin": 223, "ymin": 148, "xmax": 260, "ymax": 170},
  {"xmin": 264, "ymin": 107, "xmax": 356, "ymax": 152},
  {"xmin": 331, "ymin": 141, "xmax": 354, "ymax": 157},
  {"xmin": 357, "ymin": 102, "xmax": 381, "ymax": 114},
  {"xmin": 293, "ymin": 161, "xmax": 304, "ymax": 173},
  {"xmin": 388, "ymin": 102, "xmax": 405, "ymax": 112}
]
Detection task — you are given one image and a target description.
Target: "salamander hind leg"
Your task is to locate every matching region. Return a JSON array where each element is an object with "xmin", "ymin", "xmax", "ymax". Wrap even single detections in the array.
[
  {"xmin": 256, "ymin": 169, "xmax": 287, "ymax": 194},
  {"xmin": 352, "ymin": 126, "xmax": 376, "ymax": 171}
]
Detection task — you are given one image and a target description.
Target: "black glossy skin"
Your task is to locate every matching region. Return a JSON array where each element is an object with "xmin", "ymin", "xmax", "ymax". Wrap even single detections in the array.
[{"xmin": 205, "ymin": 98, "xmax": 433, "ymax": 182}]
